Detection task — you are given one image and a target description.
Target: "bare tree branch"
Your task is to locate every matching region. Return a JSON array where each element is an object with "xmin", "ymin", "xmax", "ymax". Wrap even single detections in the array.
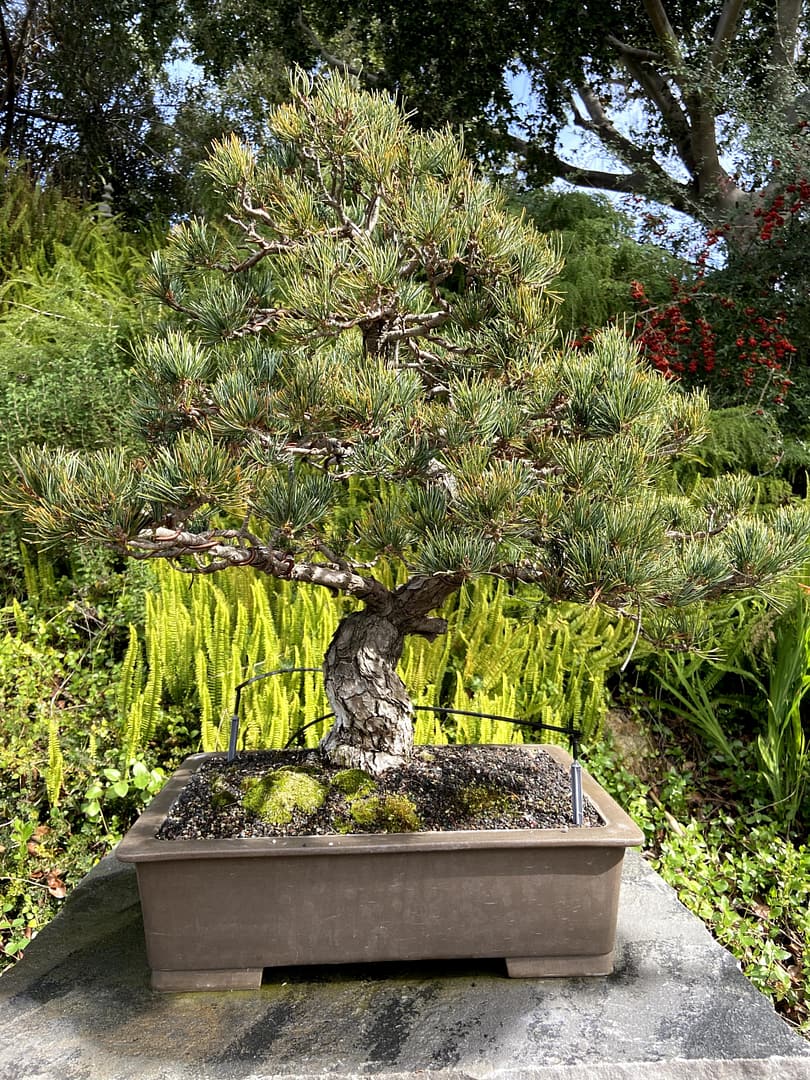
[
  {"xmin": 611, "ymin": 7, "xmax": 732, "ymax": 213},
  {"xmin": 6, "ymin": 0, "xmax": 39, "ymax": 75},
  {"xmin": 606, "ymin": 35, "xmax": 661, "ymax": 63},
  {"xmin": 1, "ymin": 0, "xmax": 41, "ymax": 151},
  {"xmin": 550, "ymin": 153, "xmax": 674, "ymax": 200},
  {"xmin": 610, "ymin": 41, "xmax": 696, "ymax": 173},
  {"xmin": 577, "ymin": 84, "xmax": 659, "ymax": 170},
  {"xmin": 296, "ymin": 10, "xmax": 381, "ymax": 86},
  {"xmin": 770, "ymin": 0, "xmax": 804, "ymax": 124},
  {"xmin": 575, "ymin": 83, "xmax": 692, "ymax": 206},
  {"xmin": 10, "ymin": 103, "xmax": 61, "ymax": 123},
  {"xmin": 709, "ymin": 0, "xmax": 748, "ymax": 71},
  {"xmin": 775, "ymin": 0, "xmax": 804, "ymax": 64},
  {"xmin": 0, "ymin": 6, "xmax": 15, "ymax": 72},
  {"xmin": 641, "ymin": 0, "xmax": 684, "ymax": 67}
]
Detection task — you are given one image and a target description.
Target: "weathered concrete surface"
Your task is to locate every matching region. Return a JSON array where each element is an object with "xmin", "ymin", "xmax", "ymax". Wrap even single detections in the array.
[{"xmin": 0, "ymin": 849, "xmax": 808, "ymax": 1080}]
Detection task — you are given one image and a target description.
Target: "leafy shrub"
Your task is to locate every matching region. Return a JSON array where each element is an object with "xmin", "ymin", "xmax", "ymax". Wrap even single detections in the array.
[
  {"xmin": 515, "ymin": 190, "xmax": 681, "ymax": 335},
  {"xmin": 0, "ymin": 558, "xmax": 158, "ymax": 970},
  {"xmin": 658, "ymin": 405, "xmax": 799, "ymax": 510},
  {"xmin": 674, "ymin": 407, "xmax": 785, "ymax": 480},
  {"xmin": 0, "ymin": 230, "xmax": 155, "ymax": 463},
  {"xmin": 630, "ymin": 270, "xmax": 795, "ymax": 410},
  {"xmin": 629, "ymin": 176, "xmax": 810, "ymax": 438},
  {"xmin": 586, "ymin": 731, "xmax": 810, "ymax": 1035}
]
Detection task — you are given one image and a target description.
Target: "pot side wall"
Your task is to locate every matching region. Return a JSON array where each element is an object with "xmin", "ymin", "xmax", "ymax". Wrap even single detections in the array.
[
  {"xmin": 136, "ymin": 845, "xmax": 625, "ymax": 973},
  {"xmin": 117, "ymin": 745, "xmax": 643, "ymax": 988}
]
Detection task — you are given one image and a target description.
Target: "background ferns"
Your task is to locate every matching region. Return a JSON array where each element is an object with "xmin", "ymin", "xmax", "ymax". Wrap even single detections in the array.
[{"xmin": 118, "ymin": 564, "xmax": 637, "ymax": 756}]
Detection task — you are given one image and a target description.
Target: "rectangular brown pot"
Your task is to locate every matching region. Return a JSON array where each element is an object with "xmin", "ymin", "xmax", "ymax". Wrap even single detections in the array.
[{"xmin": 116, "ymin": 744, "xmax": 643, "ymax": 991}]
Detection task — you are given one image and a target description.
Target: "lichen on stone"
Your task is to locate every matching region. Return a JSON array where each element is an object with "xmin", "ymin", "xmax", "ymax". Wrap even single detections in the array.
[{"xmin": 241, "ymin": 767, "xmax": 327, "ymax": 825}]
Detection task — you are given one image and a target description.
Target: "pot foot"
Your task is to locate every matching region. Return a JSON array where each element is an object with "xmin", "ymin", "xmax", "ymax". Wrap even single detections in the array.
[
  {"xmin": 505, "ymin": 951, "xmax": 614, "ymax": 978},
  {"xmin": 151, "ymin": 967, "xmax": 264, "ymax": 991}
]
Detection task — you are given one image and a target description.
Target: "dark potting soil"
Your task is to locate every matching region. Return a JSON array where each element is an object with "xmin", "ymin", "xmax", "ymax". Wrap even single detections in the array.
[{"xmin": 156, "ymin": 744, "xmax": 604, "ymax": 839}]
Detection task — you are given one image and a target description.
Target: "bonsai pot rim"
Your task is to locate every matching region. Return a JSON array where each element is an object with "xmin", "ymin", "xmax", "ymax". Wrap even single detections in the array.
[{"xmin": 116, "ymin": 743, "xmax": 643, "ymax": 859}]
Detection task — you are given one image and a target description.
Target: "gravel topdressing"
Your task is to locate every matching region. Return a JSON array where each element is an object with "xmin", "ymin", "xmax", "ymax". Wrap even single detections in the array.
[{"xmin": 156, "ymin": 744, "xmax": 604, "ymax": 839}]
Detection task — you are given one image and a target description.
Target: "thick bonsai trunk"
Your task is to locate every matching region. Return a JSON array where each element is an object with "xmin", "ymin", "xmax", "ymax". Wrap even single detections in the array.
[
  {"xmin": 321, "ymin": 610, "xmax": 413, "ymax": 773},
  {"xmin": 320, "ymin": 575, "xmax": 462, "ymax": 774}
]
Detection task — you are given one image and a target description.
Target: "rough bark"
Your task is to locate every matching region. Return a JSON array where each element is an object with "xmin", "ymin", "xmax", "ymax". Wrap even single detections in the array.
[
  {"xmin": 320, "ymin": 573, "xmax": 463, "ymax": 773},
  {"xmin": 320, "ymin": 609, "xmax": 414, "ymax": 773},
  {"xmin": 128, "ymin": 529, "xmax": 463, "ymax": 773}
]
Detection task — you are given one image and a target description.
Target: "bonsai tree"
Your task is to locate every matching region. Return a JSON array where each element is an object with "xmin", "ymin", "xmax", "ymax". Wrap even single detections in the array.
[{"xmin": 6, "ymin": 71, "xmax": 810, "ymax": 774}]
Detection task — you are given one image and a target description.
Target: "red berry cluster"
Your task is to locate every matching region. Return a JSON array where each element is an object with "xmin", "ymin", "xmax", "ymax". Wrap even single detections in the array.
[
  {"xmin": 623, "ymin": 181, "xmax": 810, "ymax": 408},
  {"xmin": 753, "ymin": 179, "xmax": 810, "ymax": 241},
  {"xmin": 630, "ymin": 277, "xmax": 795, "ymax": 405}
]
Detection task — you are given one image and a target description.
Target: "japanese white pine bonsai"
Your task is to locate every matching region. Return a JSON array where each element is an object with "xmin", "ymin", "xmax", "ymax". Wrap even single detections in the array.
[{"xmin": 6, "ymin": 71, "xmax": 810, "ymax": 774}]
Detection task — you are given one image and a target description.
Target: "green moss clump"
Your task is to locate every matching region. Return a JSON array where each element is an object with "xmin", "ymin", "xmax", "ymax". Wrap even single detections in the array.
[
  {"xmin": 241, "ymin": 767, "xmax": 327, "ymax": 825},
  {"xmin": 210, "ymin": 775, "xmax": 240, "ymax": 812},
  {"xmin": 453, "ymin": 784, "xmax": 514, "ymax": 818},
  {"xmin": 348, "ymin": 793, "xmax": 421, "ymax": 832},
  {"xmin": 331, "ymin": 768, "xmax": 376, "ymax": 797}
]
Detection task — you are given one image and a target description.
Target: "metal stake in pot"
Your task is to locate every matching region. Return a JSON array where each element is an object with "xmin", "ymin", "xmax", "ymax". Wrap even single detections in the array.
[
  {"xmin": 570, "ymin": 760, "xmax": 584, "ymax": 826},
  {"xmin": 227, "ymin": 713, "xmax": 240, "ymax": 763},
  {"xmin": 226, "ymin": 667, "xmax": 323, "ymax": 762}
]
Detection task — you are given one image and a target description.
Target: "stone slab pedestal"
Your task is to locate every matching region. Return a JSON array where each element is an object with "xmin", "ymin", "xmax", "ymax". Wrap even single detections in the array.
[{"xmin": 0, "ymin": 850, "xmax": 808, "ymax": 1080}]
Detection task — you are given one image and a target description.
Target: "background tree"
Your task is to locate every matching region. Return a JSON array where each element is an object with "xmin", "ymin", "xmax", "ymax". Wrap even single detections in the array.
[
  {"xmin": 508, "ymin": 0, "xmax": 810, "ymax": 249},
  {"xmin": 0, "ymin": 0, "xmax": 183, "ymax": 219},
  {"xmin": 6, "ymin": 2, "xmax": 808, "ymax": 238},
  {"xmin": 182, "ymin": 2, "xmax": 808, "ymax": 245},
  {"xmin": 517, "ymin": 190, "xmax": 682, "ymax": 334},
  {"xmin": 8, "ymin": 0, "xmax": 806, "ymax": 242},
  {"xmin": 7, "ymin": 72, "xmax": 810, "ymax": 774},
  {"xmin": 623, "ymin": 171, "xmax": 810, "ymax": 447}
]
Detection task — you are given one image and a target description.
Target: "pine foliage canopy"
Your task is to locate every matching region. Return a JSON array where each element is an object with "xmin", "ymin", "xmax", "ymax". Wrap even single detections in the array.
[{"xmin": 5, "ymin": 71, "xmax": 810, "ymax": 632}]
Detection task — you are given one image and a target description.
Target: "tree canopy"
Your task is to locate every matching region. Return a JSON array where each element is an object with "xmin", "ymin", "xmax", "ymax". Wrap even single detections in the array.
[
  {"xmin": 182, "ymin": 1, "xmax": 809, "ymax": 244},
  {"xmin": 6, "ymin": 1, "xmax": 808, "ymax": 239},
  {"xmin": 0, "ymin": 0, "xmax": 184, "ymax": 218}
]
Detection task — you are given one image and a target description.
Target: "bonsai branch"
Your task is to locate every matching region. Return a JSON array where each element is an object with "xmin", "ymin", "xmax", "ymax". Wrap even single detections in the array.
[
  {"xmin": 126, "ymin": 527, "xmax": 388, "ymax": 602},
  {"xmin": 381, "ymin": 310, "xmax": 451, "ymax": 344}
]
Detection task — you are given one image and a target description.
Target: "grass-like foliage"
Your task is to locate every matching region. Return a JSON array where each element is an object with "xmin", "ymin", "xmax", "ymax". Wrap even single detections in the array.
[
  {"xmin": 0, "ymin": 188, "xmax": 154, "ymax": 465},
  {"xmin": 648, "ymin": 588, "xmax": 810, "ymax": 830},
  {"xmin": 0, "ymin": 170, "xmax": 159, "ymax": 591}
]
